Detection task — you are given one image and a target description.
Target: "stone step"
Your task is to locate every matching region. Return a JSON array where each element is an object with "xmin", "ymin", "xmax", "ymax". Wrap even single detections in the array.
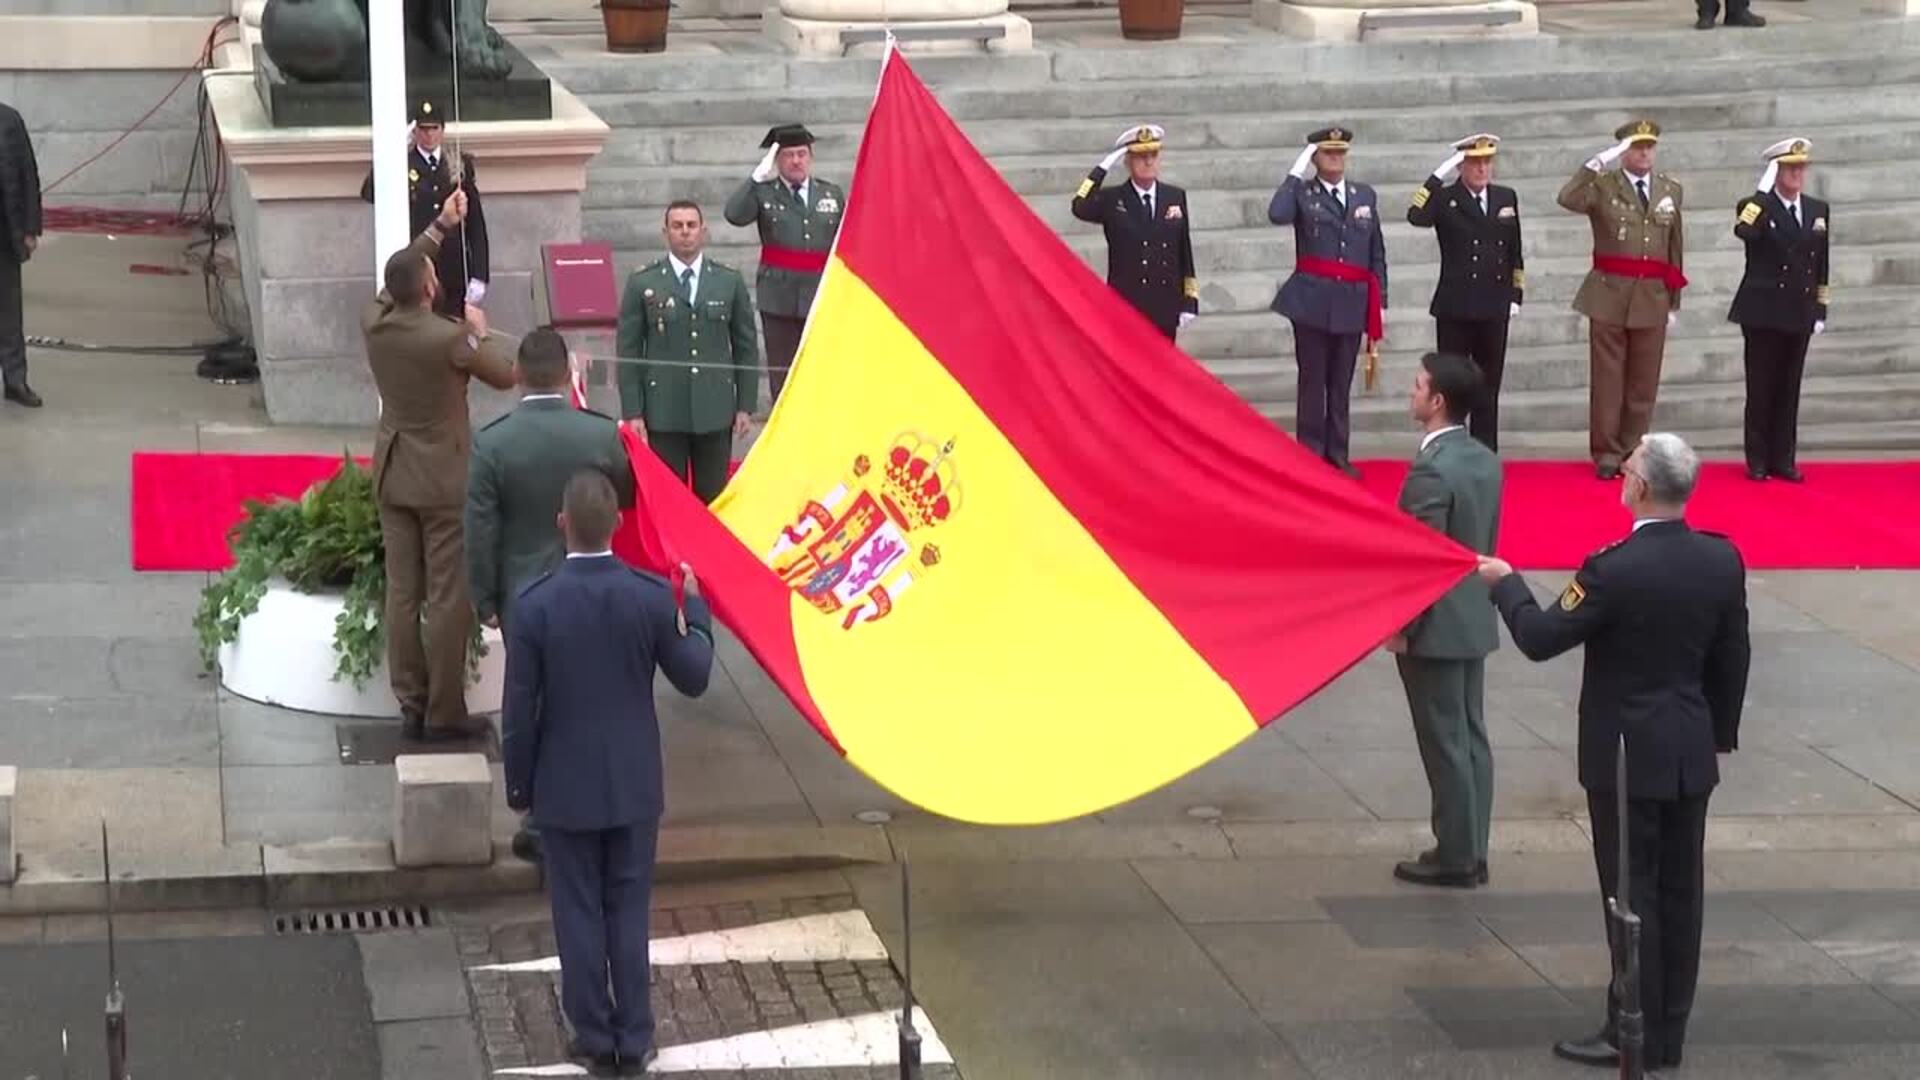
[
  {"xmin": 1171, "ymin": 284, "xmax": 1920, "ymax": 361},
  {"xmin": 593, "ymin": 85, "xmax": 1920, "ymax": 168},
  {"xmin": 574, "ymin": 52, "xmax": 1920, "ymax": 128},
  {"xmin": 596, "ymin": 201, "xmax": 1920, "ymax": 275},
  {"xmin": 1338, "ymin": 371, "xmax": 1920, "ymax": 434},
  {"xmin": 582, "ymin": 154, "xmax": 1917, "ymax": 223},
  {"xmin": 1207, "ymin": 328, "xmax": 1918, "ymax": 405}
]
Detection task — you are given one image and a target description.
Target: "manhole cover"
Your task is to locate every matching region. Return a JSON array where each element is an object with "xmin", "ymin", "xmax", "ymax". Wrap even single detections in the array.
[
  {"xmin": 337, "ymin": 720, "xmax": 499, "ymax": 765},
  {"xmin": 274, "ymin": 905, "xmax": 434, "ymax": 935}
]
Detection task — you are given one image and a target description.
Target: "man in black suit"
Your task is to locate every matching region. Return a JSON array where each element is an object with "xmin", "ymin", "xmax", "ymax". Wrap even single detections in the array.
[
  {"xmin": 0, "ymin": 100, "xmax": 43, "ymax": 408},
  {"xmin": 503, "ymin": 470, "xmax": 715, "ymax": 1077},
  {"xmin": 1730, "ymin": 137, "xmax": 1828, "ymax": 483},
  {"xmin": 360, "ymin": 98, "xmax": 490, "ymax": 319},
  {"xmin": 1477, "ymin": 432, "xmax": 1750, "ymax": 1075},
  {"xmin": 1070, "ymin": 123, "xmax": 1198, "ymax": 340},
  {"xmin": 1408, "ymin": 134, "xmax": 1525, "ymax": 450}
]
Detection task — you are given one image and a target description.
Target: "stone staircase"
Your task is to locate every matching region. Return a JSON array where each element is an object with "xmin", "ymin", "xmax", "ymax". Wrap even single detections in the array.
[{"xmin": 526, "ymin": 13, "xmax": 1920, "ymax": 446}]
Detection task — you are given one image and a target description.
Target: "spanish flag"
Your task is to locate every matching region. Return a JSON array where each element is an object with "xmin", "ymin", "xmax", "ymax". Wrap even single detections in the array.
[{"xmin": 619, "ymin": 50, "xmax": 1474, "ymax": 825}]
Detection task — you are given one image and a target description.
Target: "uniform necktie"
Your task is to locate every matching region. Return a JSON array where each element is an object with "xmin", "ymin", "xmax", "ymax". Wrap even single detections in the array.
[
  {"xmin": 678, "ymin": 267, "xmax": 694, "ymax": 301},
  {"xmin": 792, "ymin": 182, "xmax": 806, "ymax": 208},
  {"xmin": 1636, "ymin": 179, "xmax": 1649, "ymax": 209},
  {"xmin": 1328, "ymin": 185, "xmax": 1345, "ymax": 217},
  {"xmin": 1141, "ymin": 189, "xmax": 1153, "ymax": 219},
  {"xmin": 1791, "ymin": 202, "xmax": 1801, "ymax": 226}
]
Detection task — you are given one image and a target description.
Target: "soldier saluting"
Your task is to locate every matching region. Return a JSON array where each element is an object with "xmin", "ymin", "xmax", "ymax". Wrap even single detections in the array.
[
  {"xmin": 1408, "ymin": 133, "xmax": 1524, "ymax": 451},
  {"xmin": 360, "ymin": 98, "xmax": 490, "ymax": 319},
  {"xmin": 1559, "ymin": 120, "xmax": 1685, "ymax": 481},
  {"xmin": 1070, "ymin": 123, "xmax": 1199, "ymax": 341},
  {"xmin": 1730, "ymin": 137, "xmax": 1828, "ymax": 483},
  {"xmin": 723, "ymin": 124, "xmax": 845, "ymax": 405}
]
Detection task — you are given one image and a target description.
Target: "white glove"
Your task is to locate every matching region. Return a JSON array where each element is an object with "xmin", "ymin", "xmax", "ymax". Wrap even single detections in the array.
[
  {"xmin": 1434, "ymin": 150, "xmax": 1466, "ymax": 183},
  {"xmin": 1509, "ymin": 301, "xmax": 1521, "ymax": 317},
  {"xmin": 751, "ymin": 144, "xmax": 780, "ymax": 183},
  {"xmin": 1668, "ymin": 311, "xmax": 1679, "ymax": 328},
  {"xmin": 465, "ymin": 279, "xmax": 487, "ymax": 306},
  {"xmin": 1288, "ymin": 143, "xmax": 1318, "ymax": 181},
  {"xmin": 1814, "ymin": 320, "xmax": 1826, "ymax": 335},
  {"xmin": 1178, "ymin": 312, "xmax": 1196, "ymax": 330},
  {"xmin": 1757, "ymin": 160, "xmax": 1778, "ymax": 194},
  {"xmin": 1099, "ymin": 147, "xmax": 1127, "ymax": 172},
  {"xmin": 1587, "ymin": 138, "xmax": 1634, "ymax": 173}
]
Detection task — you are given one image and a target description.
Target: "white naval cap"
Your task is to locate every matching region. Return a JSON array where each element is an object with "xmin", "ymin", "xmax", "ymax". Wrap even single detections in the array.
[
  {"xmin": 1113, "ymin": 124, "xmax": 1166, "ymax": 153},
  {"xmin": 1452, "ymin": 133, "xmax": 1501, "ymax": 157},
  {"xmin": 1762, "ymin": 137, "xmax": 1813, "ymax": 164}
]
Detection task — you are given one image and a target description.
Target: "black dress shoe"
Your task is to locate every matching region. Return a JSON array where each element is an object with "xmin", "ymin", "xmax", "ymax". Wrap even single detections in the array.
[
  {"xmin": 1329, "ymin": 458, "xmax": 1362, "ymax": 479},
  {"xmin": 617, "ymin": 1046, "xmax": 658, "ymax": 1076},
  {"xmin": 1726, "ymin": 9, "xmax": 1767, "ymax": 25},
  {"xmin": 3, "ymin": 382, "xmax": 42, "ymax": 408},
  {"xmin": 400, "ymin": 708, "xmax": 426, "ymax": 742},
  {"xmin": 511, "ymin": 827, "xmax": 544, "ymax": 864},
  {"xmin": 1552, "ymin": 1030, "xmax": 1620, "ymax": 1067},
  {"xmin": 1746, "ymin": 466, "xmax": 1768, "ymax": 482},
  {"xmin": 1416, "ymin": 847, "xmax": 1490, "ymax": 885},
  {"xmin": 1394, "ymin": 859, "xmax": 1479, "ymax": 888},
  {"xmin": 1773, "ymin": 465, "xmax": 1804, "ymax": 483},
  {"xmin": 568, "ymin": 1040, "xmax": 620, "ymax": 1077},
  {"xmin": 420, "ymin": 719, "xmax": 490, "ymax": 743},
  {"xmin": 1695, "ymin": 14, "xmax": 1717, "ymax": 27},
  {"xmin": 1596, "ymin": 463, "xmax": 1621, "ymax": 480}
]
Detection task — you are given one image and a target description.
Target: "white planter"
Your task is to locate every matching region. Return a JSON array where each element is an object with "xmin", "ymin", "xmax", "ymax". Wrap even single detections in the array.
[{"xmin": 218, "ymin": 581, "xmax": 505, "ymax": 718}]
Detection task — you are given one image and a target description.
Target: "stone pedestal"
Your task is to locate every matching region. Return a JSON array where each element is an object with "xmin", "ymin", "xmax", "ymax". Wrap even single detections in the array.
[
  {"xmin": 0, "ymin": 766, "xmax": 15, "ymax": 885},
  {"xmin": 392, "ymin": 753, "xmax": 493, "ymax": 868},
  {"xmin": 206, "ymin": 61, "xmax": 608, "ymax": 425},
  {"xmin": 764, "ymin": 0, "xmax": 1032, "ymax": 54},
  {"xmin": 1253, "ymin": 0, "xmax": 1537, "ymax": 41}
]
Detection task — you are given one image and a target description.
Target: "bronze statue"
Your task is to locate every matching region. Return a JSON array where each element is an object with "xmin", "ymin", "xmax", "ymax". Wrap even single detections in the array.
[{"xmin": 262, "ymin": 0, "xmax": 513, "ymax": 83}]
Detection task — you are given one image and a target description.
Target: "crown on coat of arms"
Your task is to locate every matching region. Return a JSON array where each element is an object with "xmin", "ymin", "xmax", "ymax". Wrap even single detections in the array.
[{"xmin": 879, "ymin": 433, "xmax": 960, "ymax": 530}]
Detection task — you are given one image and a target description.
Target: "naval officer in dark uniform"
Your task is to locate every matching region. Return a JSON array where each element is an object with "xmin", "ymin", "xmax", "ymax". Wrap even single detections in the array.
[
  {"xmin": 360, "ymin": 98, "xmax": 491, "ymax": 319},
  {"xmin": 504, "ymin": 470, "xmax": 714, "ymax": 1077},
  {"xmin": 1731, "ymin": 137, "xmax": 1829, "ymax": 483},
  {"xmin": 1477, "ymin": 432, "xmax": 1750, "ymax": 1075},
  {"xmin": 1269, "ymin": 126, "xmax": 1388, "ymax": 477},
  {"xmin": 1408, "ymin": 133, "xmax": 1525, "ymax": 450},
  {"xmin": 1070, "ymin": 123, "xmax": 1199, "ymax": 340}
]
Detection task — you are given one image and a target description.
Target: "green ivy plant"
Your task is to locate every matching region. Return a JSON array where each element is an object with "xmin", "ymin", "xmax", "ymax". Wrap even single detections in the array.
[{"xmin": 194, "ymin": 453, "xmax": 485, "ymax": 689}]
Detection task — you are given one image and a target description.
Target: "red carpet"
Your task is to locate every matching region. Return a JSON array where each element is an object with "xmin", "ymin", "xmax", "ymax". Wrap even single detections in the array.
[{"xmin": 132, "ymin": 452, "xmax": 1920, "ymax": 572}]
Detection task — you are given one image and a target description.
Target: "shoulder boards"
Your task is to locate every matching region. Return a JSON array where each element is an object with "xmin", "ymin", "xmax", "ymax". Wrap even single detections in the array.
[
  {"xmin": 1588, "ymin": 536, "xmax": 1627, "ymax": 560},
  {"xmin": 515, "ymin": 571, "xmax": 554, "ymax": 598},
  {"xmin": 640, "ymin": 259, "xmax": 666, "ymax": 274},
  {"xmin": 1738, "ymin": 202, "xmax": 1763, "ymax": 226}
]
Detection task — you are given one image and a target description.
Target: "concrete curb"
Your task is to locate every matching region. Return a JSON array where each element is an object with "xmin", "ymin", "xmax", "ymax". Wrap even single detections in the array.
[{"xmin": 4, "ymin": 814, "xmax": 1918, "ymax": 915}]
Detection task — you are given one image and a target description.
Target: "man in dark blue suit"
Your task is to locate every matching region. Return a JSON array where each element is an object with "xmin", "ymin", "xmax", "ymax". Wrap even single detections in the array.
[
  {"xmin": 503, "ymin": 469, "xmax": 714, "ymax": 1077},
  {"xmin": 1269, "ymin": 126, "xmax": 1389, "ymax": 478}
]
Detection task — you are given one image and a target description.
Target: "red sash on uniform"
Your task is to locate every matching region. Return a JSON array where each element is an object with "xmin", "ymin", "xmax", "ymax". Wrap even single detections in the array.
[
  {"xmin": 1296, "ymin": 255, "xmax": 1385, "ymax": 342},
  {"xmin": 1592, "ymin": 254, "xmax": 1689, "ymax": 293},
  {"xmin": 761, "ymin": 244, "xmax": 830, "ymax": 274}
]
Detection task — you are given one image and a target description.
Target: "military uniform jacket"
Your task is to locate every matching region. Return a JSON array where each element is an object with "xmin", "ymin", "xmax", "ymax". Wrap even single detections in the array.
[
  {"xmin": 615, "ymin": 258, "xmax": 760, "ymax": 434},
  {"xmin": 1398, "ymin": 428, "xmax": 1503, "ymax": 660},
  {"xmin": 1491, "ymin": 521, "xmax": 1750, "ymax": 799},
  {"xmin": 1558, "ymin": 166, "xmax": 1685, "ymax": 329},
  {"xmin": 360, "ymin": 148, "xmax": 490, "ymax": 318},
  {"xmin": 1728, "ymin": 192, "xmax": 1830, "ymax": 332},
  {"xmin": 466, "ymin": 398, "xmax": 637, "ymax": 627},
  {"xmin": 362, "ymin": 227, "xmax": 516, "ymax": 509},
  {"xmin": 722, "ymin": 176, "xmax": 846, "ymax": 318},
  {"xmin": 1408, "ymin": 177, "xmax": 1525, "ymax": 322},
  {"xmin": 1069, "ymin": 168, "xmax": 1198, "ymax": 333},
  {"xmin": 1267, "ymin": 175, "xmax": 1389, "ymax": 336},
  {"xmin": 0, "ymin": 102, "xmax": 42, "ymax": 263}
]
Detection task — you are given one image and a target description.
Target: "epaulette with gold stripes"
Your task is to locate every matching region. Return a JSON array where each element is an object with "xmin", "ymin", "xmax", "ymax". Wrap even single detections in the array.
[
  {"xmin": 1817, "ymin": 285, "xmax": 1831, "ymax": 305},
  {"xmin": 1511, "ymin": 269, "xmax": 1526, "ymax": 288},
  {"xmin": 1738, "ymin": 201, "xmax": 1762, "ymax": 227},
  {"xmin": 1411, "ymin": 186, "xmax": 1431, "ymax": 209},
  {"xmin": 1182, "ymin": 277, "xmax": 1199, "ymax": 300},
  {"xmin": 1075, "ymin": 178, "xmax": 1095, "ymax": 199}
]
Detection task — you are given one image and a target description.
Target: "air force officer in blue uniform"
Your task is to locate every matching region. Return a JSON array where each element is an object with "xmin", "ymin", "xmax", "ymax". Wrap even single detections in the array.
[
  {"xmin": 503, "ymin": 469, "xmax": 715, "ymax": 1076},
  {"xmin": 1269, "ymin": 126, "xmax": 1389, "ymax": 478}
]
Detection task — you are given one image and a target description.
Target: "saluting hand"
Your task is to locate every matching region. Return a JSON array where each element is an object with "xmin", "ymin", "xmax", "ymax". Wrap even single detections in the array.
[
  {"xmin": 1434, "ymin": 150, "xmax": 1466, "ymax": 182},
  {"xmin": 1287, "ymin": 143, "xmax": 1318, "ymax": 182},
  {"xmin": 752, "ymin": 144, "xmax": 780, "ymax": 183},
  {"xmin": 1098, "ymin": 146, "xmax": 1127, "ymax": 172}
]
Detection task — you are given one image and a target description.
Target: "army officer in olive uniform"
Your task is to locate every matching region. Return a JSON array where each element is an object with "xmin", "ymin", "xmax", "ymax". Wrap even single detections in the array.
[
  {"xmin": 360, "ymin": 98, "xmax": 490, "ymax": 320},
  {"xmin": 1408, "ymin": 133, "xmax": 1525, "ymax": 451},
  {"xmin": 617, "ymin": 200, "xmax": 759, "ymax": 505},
  {"xmin": 1731, "ymin": 137, "xmax": 1829, "ymax": 483},
  {"xmin": 1070, "ymin": 123, "xmax": 1199, "ymax": 340},
  {"xmin": 1559, "ymin": 119, "xmax": 1686, "ymax": 480},
  {"xmin": 723, "ymin": 124, "xmax": 844, "ymax": 405}
]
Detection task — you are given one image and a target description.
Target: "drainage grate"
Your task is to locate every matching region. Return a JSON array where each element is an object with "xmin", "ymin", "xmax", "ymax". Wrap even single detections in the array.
[{"xmin": 273, "ymin": 905, "xmax": 434, "ymax": 935}]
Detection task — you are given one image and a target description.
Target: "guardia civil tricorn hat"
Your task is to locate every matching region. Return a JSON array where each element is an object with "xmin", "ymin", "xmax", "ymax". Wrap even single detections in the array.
[{"xmin": 761, "ymin": 124, "xmax": 816, "ymax": 149}]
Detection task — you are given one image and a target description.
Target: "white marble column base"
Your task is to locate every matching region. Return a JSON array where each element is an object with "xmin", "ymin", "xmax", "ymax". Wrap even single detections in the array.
[
  {"xmin": 1253, "ymin": 0, "xmax": 1537, "ymax": 41},
  {"xmin": 763, "ymin": 9, "xmax": 1033, "ymax": 53}
]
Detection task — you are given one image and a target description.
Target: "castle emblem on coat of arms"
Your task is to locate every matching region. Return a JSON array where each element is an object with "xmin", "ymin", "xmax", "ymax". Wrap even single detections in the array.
[{"xmin": 767, "ymin": 432, "xmax": 960, "ymax": 630}]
